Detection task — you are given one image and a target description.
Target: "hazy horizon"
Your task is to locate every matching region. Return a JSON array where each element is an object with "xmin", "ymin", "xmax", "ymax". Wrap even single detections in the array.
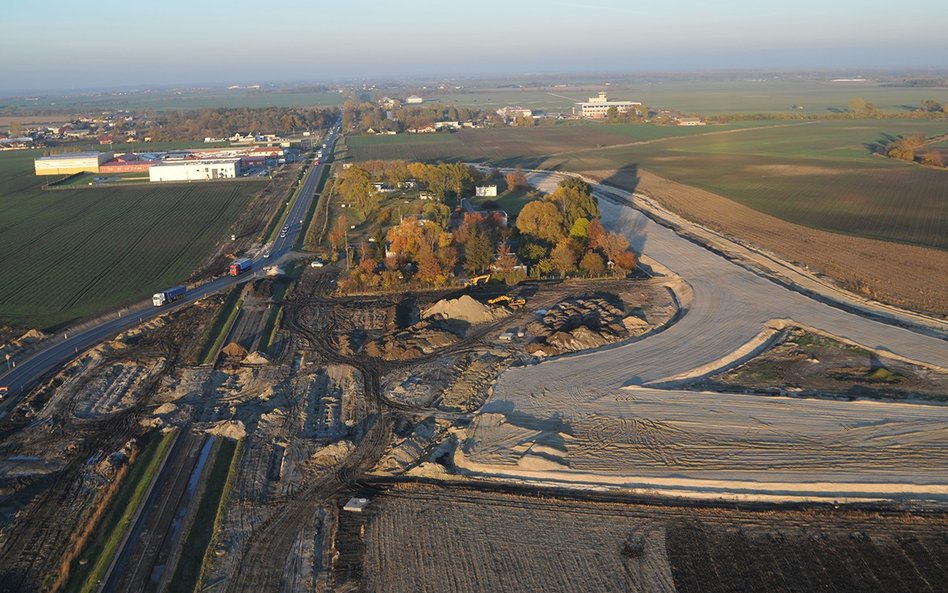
[{"xmin": 3, "ymin": 0, "xmax": 948, "ymax": 92}]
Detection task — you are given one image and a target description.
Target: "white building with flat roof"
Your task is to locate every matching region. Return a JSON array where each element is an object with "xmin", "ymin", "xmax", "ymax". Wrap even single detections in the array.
[
  {"xmin": 475, "ymin": 185, "xmax": 498, "ymax": 197},
  {"xmin": 34, "ymin": 151, "xmax": 113, "ymax": 175},
  {"xmin": 405, "ymin": 95, "xmax": 423, "ymax": 104},
  {"xmin": 149, "ymin": 158, "xmax": 241, "ymax": 182},
  {"xmin": 574, "ymin": 92, "xmax": 642, "ymax": 119}
]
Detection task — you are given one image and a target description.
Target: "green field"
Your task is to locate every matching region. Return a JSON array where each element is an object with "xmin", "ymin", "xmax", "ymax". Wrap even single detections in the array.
[
  {"xmin": 0, "ymin": 150, "xmax": 259, "ymax": 329},
  {"xmin": 346, "ymin": 121, "xmax": 775, "ymax": 163},
  {"xmin": 346, "ymin": 120, "xmax": 948, "ymax": 251},
  {"xmin": 374, "ymin": 80, "xmax": 948, "ymax": 115},
  {"xmin": 2, "ymin": 88, "xmax": 344, "ymax": 112}
]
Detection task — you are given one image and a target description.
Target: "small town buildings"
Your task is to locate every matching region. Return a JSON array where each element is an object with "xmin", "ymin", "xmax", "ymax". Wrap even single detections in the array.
[
  {"xmin": 574, "ymin": 92, "xmax": 642, "ymax": 119},
  {"xmin": 496, "ymin": 106, "xmax": 533, "ymax": 119},
  {"xmin": 676, "ymin": 117, "xmax": 706, "ymax": 126},
  {"xmin": 34, "ymin": 151, "xmax": 113, "ymax": 175}
]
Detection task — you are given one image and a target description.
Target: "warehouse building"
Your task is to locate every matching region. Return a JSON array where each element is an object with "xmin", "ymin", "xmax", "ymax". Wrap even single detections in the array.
[
  {"xmin": 574, "ymin": 92, "xmax": 642, "ymax": 119},
  {"xmin": 34, "ymin": 151, "xmax": 113, "ymax": 175},
  {"xmin": 149, "ymin": 158, "xmax": 241, "ymax": 182}
]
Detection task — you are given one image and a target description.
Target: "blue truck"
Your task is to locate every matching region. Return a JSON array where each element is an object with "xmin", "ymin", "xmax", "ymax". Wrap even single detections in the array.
[{"xmin": 152, "ymin": 285, "xmax": 186, "ymax": 307}]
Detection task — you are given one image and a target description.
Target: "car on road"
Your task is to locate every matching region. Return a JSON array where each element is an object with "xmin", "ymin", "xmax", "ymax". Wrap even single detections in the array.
[
  {"xmin": 263, "ymin": 251, "xmax": 270, "ymax": 258},
  {"xmin": 0, "ymin": 386, "xmax": 8, "ymax": 400},
  {"xmin": 310, "ymin": 260, "xmax": 324, "ymax": 268}
]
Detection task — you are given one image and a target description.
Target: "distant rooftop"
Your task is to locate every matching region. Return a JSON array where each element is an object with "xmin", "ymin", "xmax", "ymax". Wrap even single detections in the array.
[
  {"xmin": 36, "ymin": 152, "xmax": 104, "ymax": 160},
  {"xmin": 153, "ymin": 157, "xmax": 241, "ymax": 166}
]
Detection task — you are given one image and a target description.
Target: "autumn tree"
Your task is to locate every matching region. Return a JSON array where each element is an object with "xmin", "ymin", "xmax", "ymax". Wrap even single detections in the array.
[
  {"xmin": 493, "ymin": 242, "xmax": 521, "ymax": 282},
  {"xmin": 337, "ymin": 166, "xmax": 379, "ymax": 212},
  {"xmin": 551, "ymin": 239, "xmax": 579, "ymax": 277},
  {"xmin": 921, "ymin": 150, "xmax": 944, "ymax": 167},
  {"xmin": 328, "ymin": 217, "xmax": 349, "ymax": 252},
  {"xmin": 516, "ymin": 199, "xmax": 565, "ymax": 243},
  {"xmin": 505, "ymin": 166, "xmax": 529, "ymax": 191},
  {"xmin": 579, "ymin": 250, "xmax": 606, "ymax": 276}
]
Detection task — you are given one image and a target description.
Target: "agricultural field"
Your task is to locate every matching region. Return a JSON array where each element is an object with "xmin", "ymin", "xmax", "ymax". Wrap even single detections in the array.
[
  {"xmin": 347, "ymin": 120, "xmax": 948, "ymax": 250},
  {"xmin": 363, "ymin": 485, "xmax": 948, "ymax": 593},
  {"xmin": 0, "ymin": 150, "xmax": 260, "ymax": 329},
  {"xmin": 346, "ymin": 121, "xmax": 774, "ymax": 163},
  {"xmin": 377, "ymin": 79, "xmax": 948, "ymax": 115},
  {"xmin": 1, "ymin": 88, "xmax": 344, "ymax": 113}
]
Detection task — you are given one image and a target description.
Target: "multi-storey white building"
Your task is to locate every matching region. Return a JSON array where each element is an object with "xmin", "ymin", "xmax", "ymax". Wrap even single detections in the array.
[{"xmin": 574, "ymin": 92, "xmax": 642, "ymax": 119}]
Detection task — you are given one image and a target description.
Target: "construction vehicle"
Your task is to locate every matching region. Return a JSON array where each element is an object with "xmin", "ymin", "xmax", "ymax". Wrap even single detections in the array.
[
  {"xmin": 152, "ymin": 285, "xmax": 186, "ymax": 307},
  {"xmin": 229, "ymin": 257, "xmax": 253, "ymax": 276},
  {"xmin": 464, "ymin": 274, "xmax": 491, "ymax": 288},
  {"xmin": 487, "ymin": 295, "xmax": 526, "ymax": 309}
]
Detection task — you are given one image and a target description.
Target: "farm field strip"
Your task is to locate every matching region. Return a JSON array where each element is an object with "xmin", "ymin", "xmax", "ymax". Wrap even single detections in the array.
[
  {"xmin": 0, "ymin": 151, "xmax": 260, "ymax": 328},
  {"xmin": 347, "ymin": 119, "xmax": 948, "ymax": 250}
]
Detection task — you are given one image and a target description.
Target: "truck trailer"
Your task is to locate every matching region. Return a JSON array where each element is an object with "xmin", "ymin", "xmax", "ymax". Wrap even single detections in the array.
[
  {"xmin": 153, "ymin": 285, "xmax": 186, "ymax": 307},
  {"xmin": 229, "ymin": 258, "xmax": 253, "ymax": 276}
]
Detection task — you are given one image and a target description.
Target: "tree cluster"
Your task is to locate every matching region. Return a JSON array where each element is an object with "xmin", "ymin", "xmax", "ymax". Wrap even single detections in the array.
[
  {"xmin": 336, "ymin": 168, "xmax": 638, "ymax": 293},
  {"xmin": 515, "ymin": 177, "xmax": 635, "ymax": 278},
  {"xmin": 146, "ymin": 107, "xmax": 338, "ymax": 140},
  {"xmin": 342, "ymin": 98, "xmax": 492, "ymax": 133}
]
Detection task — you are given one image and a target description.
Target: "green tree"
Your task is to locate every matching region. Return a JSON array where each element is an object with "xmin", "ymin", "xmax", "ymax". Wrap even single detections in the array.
[
  {"xmin": 569, "ymin": 217, "xmax": 590, "ymax": 241},
  {"xmin": 547, "ymin": 177, "xmax": 598, "ymax": 228},
  {"xmin": 920, "ymin": 99, "xmax": 944, "ymax": 113},
  {"xmin": 464, "ymin": 227, "xmax": 493, "ymax": 274}
]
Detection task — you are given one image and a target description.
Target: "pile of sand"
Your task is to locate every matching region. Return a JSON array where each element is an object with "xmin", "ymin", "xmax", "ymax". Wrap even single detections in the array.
[
  {"xmin": 222, "ymin": 342, "xmax": 249, "ymax": 358},
  {"xmin": 423, "ymin": 295, "xmax": 497, "ymax": 325},
  {"xmin": 242, "ymin": 351, "xmax": 271, "ymax": 365},
  {"xmin": 207, "ymin": 420, "xmax": 247, "ymax": 439}
]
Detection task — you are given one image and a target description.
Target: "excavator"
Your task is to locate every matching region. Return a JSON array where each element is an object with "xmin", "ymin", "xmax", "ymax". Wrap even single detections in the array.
[
  {"xmin": 464, "ymin": 274, "xmax": 491, "ymax": 288},
  {"xmin": 487, "ymin": 295, "xmax": 526, "ymax": 309}
]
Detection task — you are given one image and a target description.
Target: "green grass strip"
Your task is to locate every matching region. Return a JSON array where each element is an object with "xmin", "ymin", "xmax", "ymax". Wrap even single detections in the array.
[
  {"xmin": 66, "ymin": 430, "xmax": 177, "ymax": 593},
  {"xmin": 165, "ymin": 438, "xmax": 240, "ymax": 593},
  {"xmin": 198, "ymin": 288, "xmax": 242, "ymax": 364}
]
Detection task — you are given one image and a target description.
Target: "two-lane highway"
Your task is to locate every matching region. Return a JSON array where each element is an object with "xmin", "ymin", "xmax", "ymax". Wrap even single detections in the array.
[{"xmin": 0, "ymin": 126, "xmax": 339, "ymax": 414}]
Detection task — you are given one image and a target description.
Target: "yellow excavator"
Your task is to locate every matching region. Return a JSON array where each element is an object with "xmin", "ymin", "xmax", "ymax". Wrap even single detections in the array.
[
  {"xmin": 464, "ymin": 274, "xmax": 491, "ymax": 287},
  {"xmin": 487, "ymin": 295, "xmax": 526, "ymax": 309}
]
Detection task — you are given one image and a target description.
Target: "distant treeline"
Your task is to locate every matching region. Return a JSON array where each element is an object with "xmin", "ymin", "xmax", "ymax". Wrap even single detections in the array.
[
  {"xmin": 146, "ymin": 107, "xmax": 340, "ymax": 140},
  {"xmin": 706, "ymin": 98, "xmax": 947, "ymax": 123}
]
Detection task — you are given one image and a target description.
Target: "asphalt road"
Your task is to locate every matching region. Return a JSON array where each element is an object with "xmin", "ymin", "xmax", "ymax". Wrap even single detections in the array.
[{"xmin": 0, "ymin": 127, "xmax": 339, "ymax": 414}]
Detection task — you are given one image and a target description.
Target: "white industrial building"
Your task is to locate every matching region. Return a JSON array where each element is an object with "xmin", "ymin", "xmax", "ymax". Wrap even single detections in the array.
[
  {"xmin": 574, "ymin": 92, "xmax": 642, "ymax": 119},
  {"xmin": 149, "ymin": 158, "xmax": 241, "ymax": 182},
  {"xmin": 475, "ymin": 185, "xmax": 498, "ymax": 197},
  {"xmin": 34, "ymin": 151, "xmax": 113, "ymax": 175}
]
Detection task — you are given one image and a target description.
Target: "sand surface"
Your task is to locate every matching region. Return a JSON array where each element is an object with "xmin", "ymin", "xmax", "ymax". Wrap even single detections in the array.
[{"xmin": 460, "ymin": 173, "xmax": 948, "ymax": 502}]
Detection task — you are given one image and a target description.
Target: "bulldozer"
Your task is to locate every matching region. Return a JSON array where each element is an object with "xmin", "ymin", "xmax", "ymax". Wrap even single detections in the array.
[{"xmin": 487, "ymin": 295, "xmax": 526, "ymax": 309}]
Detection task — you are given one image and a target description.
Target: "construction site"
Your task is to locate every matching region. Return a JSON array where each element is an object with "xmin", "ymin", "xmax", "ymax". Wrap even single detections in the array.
[{"xmin": 1, "ymin": 171, "xmax": 947, "ymax": 593}]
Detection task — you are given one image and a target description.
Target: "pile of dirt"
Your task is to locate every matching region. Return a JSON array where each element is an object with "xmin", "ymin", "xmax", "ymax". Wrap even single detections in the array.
[
  {"xmin": 1, "ymin": 328, "xmax": 47, "ymax": 356},
  {"xmin": 207, "ymin": 420, "xmax": 247, "ymax": 439},
  {"xmin": 242, "ymin": 351, "xmax": 271, "ymax": 365},
  {"xmin": 526, "ymin": 296, "xmax": 645, "ymax": 357},
  {"xmin": 365, "ymin": 320, "xmax": 459, "ymax": 360},
  {"xmin": 222, "ymin": 342, "xmax": 249, "ymax": 358},
  {"xmin": 423, "ymin": 295, "xmax": 501, "ymax": 325}
]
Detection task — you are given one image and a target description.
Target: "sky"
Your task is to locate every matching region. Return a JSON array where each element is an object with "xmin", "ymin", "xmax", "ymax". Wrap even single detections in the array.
[{"xmin": 2, "ymin": 0, "xmax": 947, "ymax": 91}]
